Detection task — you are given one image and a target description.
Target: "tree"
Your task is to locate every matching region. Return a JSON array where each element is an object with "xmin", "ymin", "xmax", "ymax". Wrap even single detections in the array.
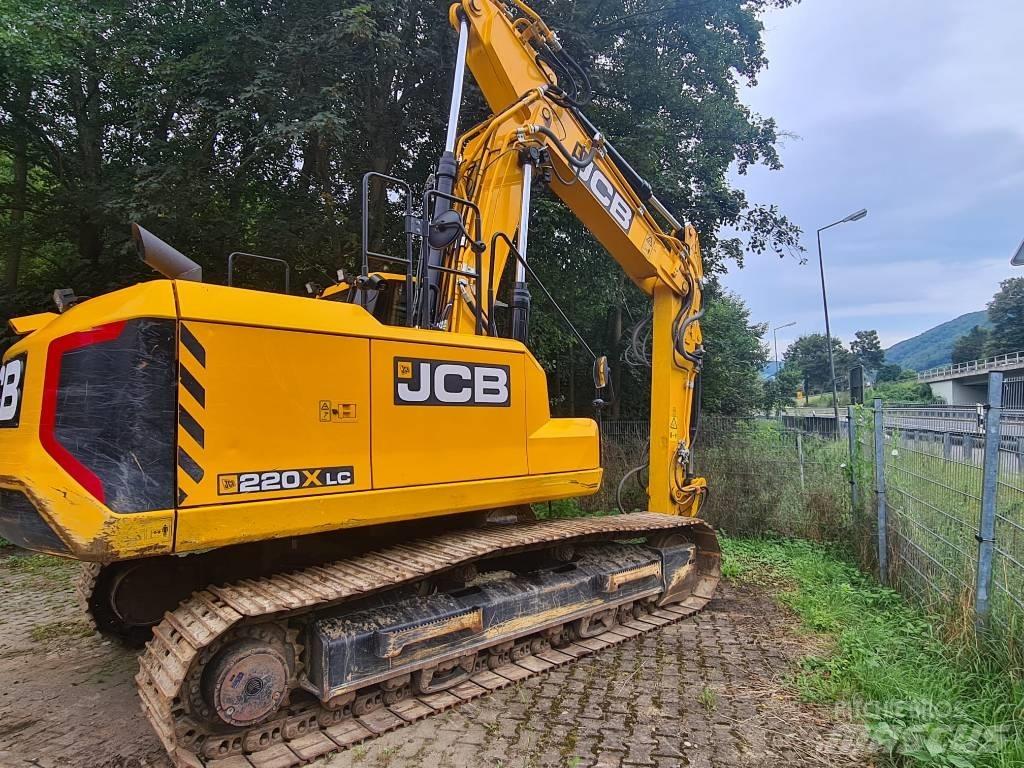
[
  {"xmin": 762, "ymin": 363, "xmax": 803, "ymax": 413},
  {"xmin": 875, "ymin": 363, "xmax": 908, "ymax": 383},
  {"xmin": 0, "ymin": 0, "xmax": 803, "ymax": 414},
  {"xmin": 698, "ymin": 291, "xmax": 769, "ymax": 415},
  {"xmin": 783, "ymin": 334, "xmax": 853, "ymax": 394},
  {"xmin": 951, "ymin": 325, "xmax": 991, "ymax": 364},
  {"xmin": 985, "ymin": 278, "xmax": 1024, "ymax": 356},
  {"xmin": 850, "ymin": 329, "xmax": 884, "ymax": 372}
]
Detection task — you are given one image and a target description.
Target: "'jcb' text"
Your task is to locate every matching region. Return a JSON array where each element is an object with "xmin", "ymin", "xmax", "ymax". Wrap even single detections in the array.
[
  {"xmin": 573, "ymin": 144, "xmax": 634, "ymax": 233},
  {"xmin": 394, "ymin": 358, "xmax": 510, "ymax": 407}
]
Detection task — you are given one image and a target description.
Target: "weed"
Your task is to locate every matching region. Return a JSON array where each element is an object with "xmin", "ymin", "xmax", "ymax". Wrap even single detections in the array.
[
  {"xmin": 698, "ymin": 687, "xmax": 716, "ymax": 712},
  {"xmin": 30, "ymin": 620, "xmax": 93, "ymax": 643},
  {"xmin": 3, "ymin": 557, "xmax": 61, "ymax": 573},
  {"xmin": 723, "ymin": 537, "xmax": 1024, "ymax": 768}
]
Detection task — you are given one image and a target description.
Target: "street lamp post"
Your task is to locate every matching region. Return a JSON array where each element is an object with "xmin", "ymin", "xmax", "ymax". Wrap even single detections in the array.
[
  {"xmin": 772, "ymin": 321, "xmax": 796, "ymax": 377},
  {"xmin": 817, "ymin": 208, "xmax": 868, "ymax": 431}
]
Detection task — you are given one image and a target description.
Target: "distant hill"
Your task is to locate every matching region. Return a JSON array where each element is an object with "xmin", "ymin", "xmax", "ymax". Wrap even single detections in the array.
[
  {"xmin": 884, "ymin": 311, "xmax": 991, "ymax": 371},
  {"xmin": 762, "ymin": 361, "xmax": 781, "ymax": 379}
]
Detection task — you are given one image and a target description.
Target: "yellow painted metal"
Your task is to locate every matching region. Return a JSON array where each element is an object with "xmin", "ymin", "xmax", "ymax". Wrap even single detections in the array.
[
  {"xmin": 442, "ymin": 0, "xmax": 707, "ymax": 516},
  {"xmin": 0, "ymin": 282, "xmax": 178, "ymax": 561},
  {"xmin": 0, "ymin": 278, "xmax": 602, "ymax": 560},
  {"xmin": 174, "ymin": 321, "xmax": 374, "ymax": 508},
  {"xmin": 0, "ymin": 0, "xmax": 709, "ymax": 566},
  {"xmin": 175, "ymin": 468, "xmax": 601, "ymax": 552},
  {"xmin": 370, "ymin": 339, "xmax": 528, "ymax": 487},
  {"xmin": 8, "ymin": 311, "xmax": 57, "ymax": 336}
]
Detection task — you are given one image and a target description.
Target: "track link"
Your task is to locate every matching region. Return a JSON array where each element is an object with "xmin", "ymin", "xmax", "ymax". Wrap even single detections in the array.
[{"xmin": 136, "ymin": 513, "xmax": 720, "ymax": 768}]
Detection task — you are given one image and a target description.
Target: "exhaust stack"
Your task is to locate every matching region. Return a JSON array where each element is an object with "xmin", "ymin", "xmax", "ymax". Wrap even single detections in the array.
[{"xmin": 132, "ymin": 223, "xmax": 202, "ymax": 282}]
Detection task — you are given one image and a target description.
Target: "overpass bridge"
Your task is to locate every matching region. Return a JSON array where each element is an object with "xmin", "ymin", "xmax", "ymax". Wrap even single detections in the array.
[{"xmin": 917, "ymin": 352, "xmax": 1024, "ymax": 406}]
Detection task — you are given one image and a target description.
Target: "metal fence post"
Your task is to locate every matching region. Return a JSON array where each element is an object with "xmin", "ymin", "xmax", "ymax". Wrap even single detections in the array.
[
  {"xmin": 873, "ymin": 399, "xmax": 888, "ymax": 585},
  {"xmin": 847, "ymin": 405, "xmax": 858, "ymax": 516},
  {"xmin": 796, "ymin": 432, "xmax": 806, "ymax": 492},
  {"xmin": 975, "ymin": 372, "xmax": 1003, "ymax": 629},
  {"xmin": 943, "ymin": 431, "xmax": 952, "ymax": 460}
]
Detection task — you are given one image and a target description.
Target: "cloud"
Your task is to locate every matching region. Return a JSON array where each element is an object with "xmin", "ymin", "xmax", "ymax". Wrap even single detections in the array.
[{"xmin": 722, "ymin": 0, "xmax": 1024, "ymax": 354}]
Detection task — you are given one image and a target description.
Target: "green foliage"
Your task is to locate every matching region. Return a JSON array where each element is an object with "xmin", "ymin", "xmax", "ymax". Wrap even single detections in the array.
[
  {"xmin": 876, "ymin": 363, "xmax": 910, "ymax": 383},
  {"xmin": 952, "ymin": 325, "xmax": 992, "ymax": 364},
  {"xmin": 985, "ymin": 278, "xmax": 1024, "ymax": 357},
  {"xmin": 722, "ymin": 537, "xmax": 1024, "ymax": 768},
  {"xmin": 850, "ymin": 329, "xmax": 884, "ymax": 372},
  {"xmin": 868, "ymin": 378, "xmax": 941, "ymax": 404},
  {"xmin": 694, "ymin": 417, "xmax": 851, "ymax": 538},
  {"xmin": 762, "ymin": 363, "xmax": 803, "ymax": 412},
  {"xmin": 0, "ymin": 0, "xmax": 802, "ymax": 416},
  {"xmin": 783, "ymin": 333, "xmax": 852, "ymax": 395},
  {"xmin": 698, "ymin": 291, "xmax": 769, "ymax": 415},
  {"xmin": 884, "ymin": 311, "xmax": 990, "ymax": 372}
]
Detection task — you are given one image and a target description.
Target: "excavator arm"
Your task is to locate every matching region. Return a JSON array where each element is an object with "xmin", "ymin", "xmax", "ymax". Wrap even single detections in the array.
[{"xmin": 433, "ymin": 0, "xmax": 707, "ymax": 516}]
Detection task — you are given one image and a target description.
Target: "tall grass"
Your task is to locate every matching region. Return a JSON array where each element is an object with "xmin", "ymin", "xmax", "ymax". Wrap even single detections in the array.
[
  {"xmin": 724, "ymin": 537, "xmax": 1024, "ymax": 768},
  {"xmin": 596, "ymin": 416, "xmax": 861, "ymax": 544}
]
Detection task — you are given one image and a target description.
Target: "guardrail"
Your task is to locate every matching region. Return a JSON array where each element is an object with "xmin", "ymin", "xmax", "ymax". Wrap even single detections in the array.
[{"xmin": 918, "ymin": 351, "xmax": 1024, "ymax": 382}]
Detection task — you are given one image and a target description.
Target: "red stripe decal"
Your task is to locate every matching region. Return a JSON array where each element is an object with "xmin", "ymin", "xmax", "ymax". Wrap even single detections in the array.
[{"xmin": 39, "ymin": 321, "xmax": 127, "ymax": 503}]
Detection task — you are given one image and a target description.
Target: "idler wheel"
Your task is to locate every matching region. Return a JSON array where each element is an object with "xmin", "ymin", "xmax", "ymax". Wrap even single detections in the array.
[{"xmin": 202, "ymin": 639, "xmax": 290, "ymax": 727}]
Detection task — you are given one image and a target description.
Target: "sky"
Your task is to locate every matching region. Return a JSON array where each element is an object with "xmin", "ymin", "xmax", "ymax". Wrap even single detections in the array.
[{"xmin": 722, "ymin": 0, "xmax": 1024, "ymax": 358}]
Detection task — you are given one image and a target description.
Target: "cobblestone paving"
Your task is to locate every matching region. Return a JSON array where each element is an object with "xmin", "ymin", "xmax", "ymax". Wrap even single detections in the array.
[{"xmin": 0, "ymin": 548, "xmax": 870, "ymax": 768}]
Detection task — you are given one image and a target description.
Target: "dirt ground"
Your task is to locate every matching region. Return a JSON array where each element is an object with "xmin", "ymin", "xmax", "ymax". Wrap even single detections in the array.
[{"xmin": 0, "ymin": 547, "xmax": 875, "ymax": 768}]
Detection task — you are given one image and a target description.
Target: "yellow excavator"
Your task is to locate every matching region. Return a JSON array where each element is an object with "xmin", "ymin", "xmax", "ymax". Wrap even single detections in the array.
[{"xmin": 0, "ymin": 0, "xmax": 719, "ymax": 765}]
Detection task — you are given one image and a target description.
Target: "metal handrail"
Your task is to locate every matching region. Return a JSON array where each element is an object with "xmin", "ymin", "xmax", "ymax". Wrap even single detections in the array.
[{"xmin": 918, "ymin": 351, "xmax": 1024, "ymax": 381}]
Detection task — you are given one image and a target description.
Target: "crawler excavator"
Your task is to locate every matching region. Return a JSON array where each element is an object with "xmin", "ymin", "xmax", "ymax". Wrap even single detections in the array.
[{"xmin": 0, "ymin": 1, "xmax": 719, "ymax": 765}]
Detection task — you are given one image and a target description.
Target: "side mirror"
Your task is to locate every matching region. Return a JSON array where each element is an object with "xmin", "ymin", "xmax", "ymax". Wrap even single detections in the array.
[{"xmin": 593, "ymin": 355, "xmax": 610, "ymax": 389}]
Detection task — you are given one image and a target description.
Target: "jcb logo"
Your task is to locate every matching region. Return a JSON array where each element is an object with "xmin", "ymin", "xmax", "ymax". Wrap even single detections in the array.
[
  {"xmin": 0, "ymin": 355, "xmax": 25, "ymax": 428},
  {"xmin": 573, "ymin": 144, "xmax": 634, "ymax": 233},
  {"xmin": 395, "ymin": 358, "xmax": 510, "ymax": 407}
]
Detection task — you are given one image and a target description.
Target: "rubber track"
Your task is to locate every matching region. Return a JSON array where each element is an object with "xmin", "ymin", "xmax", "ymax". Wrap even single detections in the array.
[{"xmin": 136, "ymin": 513, "xmax": 719, "ymax": 768}]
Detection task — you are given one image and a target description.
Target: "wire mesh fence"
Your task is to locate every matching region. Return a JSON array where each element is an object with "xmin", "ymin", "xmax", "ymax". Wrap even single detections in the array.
[
  {"xmin": 995, "ymin": 413, "xmax": 1024, "ymax": 632},
  {"xmin": 876, "ymin": 391, "xmax": 1024, "ymax": 641},
  {"xmin": 881, "ymin": 406, "xmax": 982, "ymax": 615},
  {"xmin": 601, "ymin": 374, "xmax": 1024, "ymax": 650}
]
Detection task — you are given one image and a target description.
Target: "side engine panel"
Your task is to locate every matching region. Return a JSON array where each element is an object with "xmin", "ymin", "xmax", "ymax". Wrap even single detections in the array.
[{"xmin": 173, "ymin": 321, "xmax": 373, "ymax": 509}]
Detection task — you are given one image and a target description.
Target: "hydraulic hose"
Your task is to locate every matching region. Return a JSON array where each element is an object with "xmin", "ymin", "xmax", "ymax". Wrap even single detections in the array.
[{"xmin": 527, "ymin": 124, "xmax": 601, "ymax": 169}]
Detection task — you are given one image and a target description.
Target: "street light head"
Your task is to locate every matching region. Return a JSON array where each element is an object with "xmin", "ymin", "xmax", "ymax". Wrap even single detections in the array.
[
  {"xmin": 1012, "ymin": 237, "xmax": 1024, "ymax": 266},
  {"xmin": 843, "ymin": 208, "xmax": 868, "ymax": 223}
]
